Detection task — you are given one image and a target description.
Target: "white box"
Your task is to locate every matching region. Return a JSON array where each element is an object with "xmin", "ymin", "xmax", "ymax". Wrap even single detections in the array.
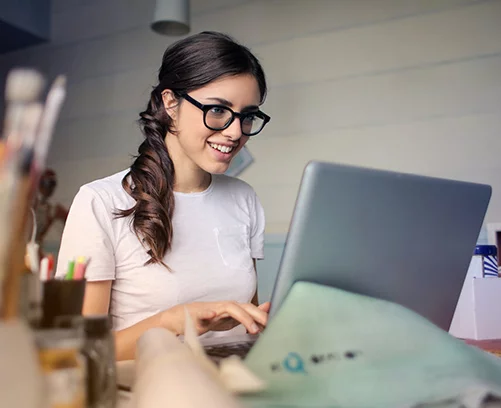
[{"xmin": 450, "ymin": 259, "xmax": 501, "ymax": 340}]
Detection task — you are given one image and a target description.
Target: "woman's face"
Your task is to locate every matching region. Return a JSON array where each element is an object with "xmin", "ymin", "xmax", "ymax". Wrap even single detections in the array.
[{"xmin": 164, "ymin": 74, "xmax": 261, "ymax": 174}]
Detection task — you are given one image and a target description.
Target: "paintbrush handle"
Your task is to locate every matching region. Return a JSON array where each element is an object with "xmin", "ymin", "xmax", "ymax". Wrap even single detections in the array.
[{"xmin": 0, "ymin": 175, "xmax": 34, "ymax": 319}]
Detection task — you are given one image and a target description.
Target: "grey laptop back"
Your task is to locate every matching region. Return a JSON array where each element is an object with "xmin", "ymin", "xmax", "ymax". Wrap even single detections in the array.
[{"xmin": 269, "ymin": 161, "xmax": 491, "ymax": 330}]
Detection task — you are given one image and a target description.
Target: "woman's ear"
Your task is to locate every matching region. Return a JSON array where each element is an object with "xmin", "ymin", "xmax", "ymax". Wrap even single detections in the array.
[{"xmin": 161, "ymin": 89, "xmax": 179, "ymax": 120}]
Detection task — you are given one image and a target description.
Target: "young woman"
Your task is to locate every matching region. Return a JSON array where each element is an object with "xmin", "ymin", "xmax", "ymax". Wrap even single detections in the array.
[{"xmin": 56, "ymin": 31, "xmax": 272, "ymax": 360}]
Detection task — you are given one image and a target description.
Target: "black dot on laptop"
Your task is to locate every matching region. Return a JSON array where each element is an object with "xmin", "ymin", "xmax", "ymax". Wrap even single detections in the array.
[
  {"xmin": 311, "ymin": 355, "xmax": 321, "ymax": 364},
  {"xmin": 344, "ymin": 351, "xmax": 357, "ymax": 359},
  {"xmin": 271, "ymin": 363, "xmax": 280, "ymax": 371}
]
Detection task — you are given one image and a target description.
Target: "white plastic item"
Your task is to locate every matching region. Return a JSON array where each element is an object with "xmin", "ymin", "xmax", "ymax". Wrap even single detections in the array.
[
  {"xmin": 0, "ymin": 320, "xmax": 44, "ymax": 408},
  {"xmin": 450, "ymin": 258, "xmax": 501, "ymax": 340},
  {"xmin": 132, "ymin": 328, "xmax": 243, "ymax": 408}
]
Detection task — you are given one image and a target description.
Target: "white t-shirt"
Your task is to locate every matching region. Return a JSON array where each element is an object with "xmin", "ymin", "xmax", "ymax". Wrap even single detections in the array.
[{"xmin": 56, "ymin": 169, "xmax": 265, "ymax": 332}]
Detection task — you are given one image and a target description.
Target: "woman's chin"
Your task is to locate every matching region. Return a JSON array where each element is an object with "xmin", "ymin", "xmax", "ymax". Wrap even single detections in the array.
[{"xmin": 203, "ymin": 161, "xmax": 231, "ymax": 175}]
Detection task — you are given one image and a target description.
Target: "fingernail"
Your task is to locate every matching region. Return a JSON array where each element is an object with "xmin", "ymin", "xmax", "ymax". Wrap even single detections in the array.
[{"xmin": 251, "ymin": 323, "xmax": 260, "ymax": 333}]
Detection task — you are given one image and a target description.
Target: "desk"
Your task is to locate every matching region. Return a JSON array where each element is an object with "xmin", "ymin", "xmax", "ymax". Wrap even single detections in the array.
[
  {"xmin": 113, "ymin": 340, "xmax": 501, "ymax": 408},
  {"xmin": 464, "ymin": 338, "xmax": 501, "ymax": 357}
]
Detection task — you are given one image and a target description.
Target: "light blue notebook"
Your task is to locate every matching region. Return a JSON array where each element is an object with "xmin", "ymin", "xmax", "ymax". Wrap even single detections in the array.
[{"xmin": 242, "ymin": 282, "xmax": 501, "ymax": 408}]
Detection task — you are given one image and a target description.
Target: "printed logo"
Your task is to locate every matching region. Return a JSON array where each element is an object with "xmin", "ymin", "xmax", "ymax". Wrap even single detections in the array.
[{"xmin": 270, "ymin": 350, "xmax": 362, "ymax": 375}]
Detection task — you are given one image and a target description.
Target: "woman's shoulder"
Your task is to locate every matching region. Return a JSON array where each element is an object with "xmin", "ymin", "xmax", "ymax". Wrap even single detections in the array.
[
  {"xmin": 75, "ymin": 169, "xmax": 132, "ymax": 207},
  {"xmin": 212, "ymin": 174, "xmax": 257, "ymax": 196}
]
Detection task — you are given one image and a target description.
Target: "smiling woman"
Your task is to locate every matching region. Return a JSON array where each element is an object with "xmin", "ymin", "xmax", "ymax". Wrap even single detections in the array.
[{"xmin": 55, "ymin": 31, "xmax": 272, "ymax": 361}]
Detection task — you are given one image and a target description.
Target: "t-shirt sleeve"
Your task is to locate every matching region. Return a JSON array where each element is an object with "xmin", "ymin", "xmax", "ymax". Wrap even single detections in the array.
[
  {"xmin": 55, "ymin": 186, "xmax": 116, "ymax": 281},
  {"xmin": 250, "ymin": 191, "xmax": 265, "ymax": 260}
]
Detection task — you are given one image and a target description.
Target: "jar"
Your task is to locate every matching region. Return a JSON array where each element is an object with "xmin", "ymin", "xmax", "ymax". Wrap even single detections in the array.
[
  {"xmin": 83, "ymin": 315, "xmax": 117, "ymax": 408},
  {"xmin": 36, "ymin": 328, "xmax": 86, "ymax": 408}
]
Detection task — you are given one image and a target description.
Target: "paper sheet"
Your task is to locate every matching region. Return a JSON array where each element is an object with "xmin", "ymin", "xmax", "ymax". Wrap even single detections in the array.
[{"xmin": 241, "ymin": 282, "xmax": 501, "ymax": 408}]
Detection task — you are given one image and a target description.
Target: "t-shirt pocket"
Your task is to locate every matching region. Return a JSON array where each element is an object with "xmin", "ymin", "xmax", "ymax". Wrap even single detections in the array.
[{"xmin": 214, "ymin": 225, "xmax": 253, "ymax": 271}]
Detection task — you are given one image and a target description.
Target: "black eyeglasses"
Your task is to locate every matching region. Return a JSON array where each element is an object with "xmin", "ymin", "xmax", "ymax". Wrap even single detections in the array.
[{"xmin": 181, "ymin": 93, "xmax": 271, "ymax": 136}]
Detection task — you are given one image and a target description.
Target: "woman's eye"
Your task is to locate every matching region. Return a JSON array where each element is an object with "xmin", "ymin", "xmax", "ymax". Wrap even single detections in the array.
[
  {"xmin": 209, "ymin": 107, "xmax": 226, "ymax": 115},
  {"xmin": 244, "ymin": 113, "xmax": 257, "ymax": 122}
]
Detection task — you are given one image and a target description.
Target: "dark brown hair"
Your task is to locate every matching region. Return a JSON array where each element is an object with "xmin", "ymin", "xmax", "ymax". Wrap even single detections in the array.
[{"xmin": 115, "ymin": 31, "xmax": 267, "ymax": 266}]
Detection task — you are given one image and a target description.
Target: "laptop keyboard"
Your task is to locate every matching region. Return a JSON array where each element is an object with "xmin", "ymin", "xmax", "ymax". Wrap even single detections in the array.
[{"xmin": 204, "ymin": 340, "xmax": 255, "ymax": 363}]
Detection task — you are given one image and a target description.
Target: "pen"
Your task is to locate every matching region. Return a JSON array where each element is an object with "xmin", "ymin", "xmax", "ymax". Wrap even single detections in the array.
[
  {"xmin": 65, "ymin": 259, "xmax": 75, "ymax": 280},
  {"xmin": 73, "ymin": 256, "xmax": 87, "ymax": 280}
]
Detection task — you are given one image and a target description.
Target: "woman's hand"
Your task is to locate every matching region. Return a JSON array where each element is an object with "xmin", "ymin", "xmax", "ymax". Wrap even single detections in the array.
[{"xmin": 161, "ymin": 301, "xmax": 270, "ymax": 336}]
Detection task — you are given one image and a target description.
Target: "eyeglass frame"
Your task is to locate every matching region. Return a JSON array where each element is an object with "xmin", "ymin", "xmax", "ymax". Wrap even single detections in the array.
[{"xmin": 180, "ymin": 93, "xmax": 271, "ymax": 136}]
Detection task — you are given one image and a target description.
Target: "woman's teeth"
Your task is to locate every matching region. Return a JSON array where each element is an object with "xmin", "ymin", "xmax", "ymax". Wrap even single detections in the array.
[{"xmin": 209, "ymin": 143, "xmax": 234, "ymax": 153}]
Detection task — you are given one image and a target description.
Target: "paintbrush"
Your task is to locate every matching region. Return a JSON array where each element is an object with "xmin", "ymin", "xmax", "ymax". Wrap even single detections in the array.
[
  {"xmin": 0, "ymin": 68, "xmax": 45, "ymax": 227},
  {"xmin": 33, "ymin": 75, "xmax": 67, "ymax": 174},
  {"xmin": 0, "ymin": 104, "xmax": 44, "ymax": 319},
  {"xmin": 0, "ymin": 69, "xmax": 45, "ymax": 314},
  {"xmin": 0, "ymin": 69, "xmax": 45, "ymax": 216},
  {"xmin": 2, "ymin": 68, "xmax": 45, "ymax": 149}
]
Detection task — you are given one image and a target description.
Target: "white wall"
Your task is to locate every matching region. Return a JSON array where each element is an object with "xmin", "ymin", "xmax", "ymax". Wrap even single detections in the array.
[{"xmin": 1, "ymin": 0, "xmax": 500, "ymax": 239}]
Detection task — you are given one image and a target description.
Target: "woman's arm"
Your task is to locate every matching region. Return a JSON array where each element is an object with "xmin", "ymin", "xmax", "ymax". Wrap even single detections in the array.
[
  {"xmin": 251, "ymin": 259, "xmax": 259, "ymax": 306},
  {"xmin": 83, "ymin": 280, "xmax": 269, "ymax": 361},
  {"xmin": 82, "ymin": 281, "xmax": 166, "ymax": 361},
  {"xmin": 114, "ymin": 314, "xmax": 165, "ymax": 361}
]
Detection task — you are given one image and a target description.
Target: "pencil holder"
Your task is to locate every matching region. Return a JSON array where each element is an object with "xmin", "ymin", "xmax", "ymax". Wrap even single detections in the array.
[{"xmin": 41, "ymin": 279, "xmax": 86, "ymax": 328}]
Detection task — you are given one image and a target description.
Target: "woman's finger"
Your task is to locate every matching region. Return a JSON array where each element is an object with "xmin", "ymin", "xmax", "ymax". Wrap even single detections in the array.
[
  {"xmin": 258, "ymin": 301, "xmax": 271, "ymax": 312},
  {"xmin": 240, "ymin": 303, "xmax": 269, "ymax": 327},
  {"xmin": 197, "ymin": 309, "xmax": 216, "ymax": 320},
  {"xmin": 215, "ymin": 302, "xmax": 261, "ymax": 334}
]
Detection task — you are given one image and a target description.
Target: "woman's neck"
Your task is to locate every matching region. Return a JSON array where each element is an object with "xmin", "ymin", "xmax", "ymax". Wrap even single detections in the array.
[{"xmin": 174, "ymin": 170, "xmax": 211, "ymax": 193}]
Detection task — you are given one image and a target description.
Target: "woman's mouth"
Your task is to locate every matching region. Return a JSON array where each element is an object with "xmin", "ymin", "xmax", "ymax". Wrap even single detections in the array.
[{"xmin": 208, "ymin": 142, "xmax": 236, "ymax": 154}]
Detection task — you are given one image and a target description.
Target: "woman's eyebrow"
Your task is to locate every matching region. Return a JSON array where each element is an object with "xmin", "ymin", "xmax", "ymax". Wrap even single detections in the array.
[
  {"xmin": 205, "ymin": 97, "xmax": 259, "ymax": 111},
  {"xmin": 205, "ymin": 97, "xmax": 233, "ymax": 106}
]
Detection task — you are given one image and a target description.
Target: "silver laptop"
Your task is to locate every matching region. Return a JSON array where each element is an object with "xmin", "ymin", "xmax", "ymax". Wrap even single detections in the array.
[{"xmin": 203, "ymin": 161, "xmax": 491, "ymax": 361}]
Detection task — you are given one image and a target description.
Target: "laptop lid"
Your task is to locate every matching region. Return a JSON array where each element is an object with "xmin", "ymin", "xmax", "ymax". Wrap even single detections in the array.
[{"xmin": 269, "ymin": 161, "xmax": 491, "ymax": 330}]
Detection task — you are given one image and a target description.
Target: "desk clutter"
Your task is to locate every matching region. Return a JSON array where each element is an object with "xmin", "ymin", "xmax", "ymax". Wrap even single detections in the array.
[
  {"xmin": 0, "ymin": 67, "xmax": 65, "ymax": 319},
  {"xmin": 0, "ymin": 67, "xmax": 116, "ymax": 408},
  {"xmin": 450, "ymin": 245, "xmax": 501, "ymax": 341}
]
